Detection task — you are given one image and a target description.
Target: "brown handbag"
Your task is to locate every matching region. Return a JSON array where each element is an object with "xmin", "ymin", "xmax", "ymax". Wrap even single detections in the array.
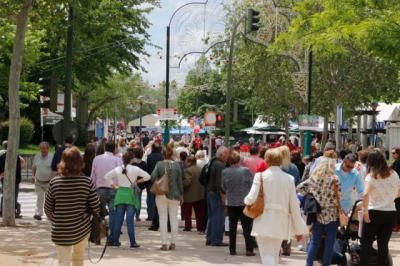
[
  {"xmin": 150, "ymin": 162, "xmax": 169, "ymax": 195},
  {"xmin": 332, "ymin": 178, "xmax": 349, "ymax": 227},
  {"xmin": 243, "ymin": 173, "xmax": 264, "ymax": 219}
]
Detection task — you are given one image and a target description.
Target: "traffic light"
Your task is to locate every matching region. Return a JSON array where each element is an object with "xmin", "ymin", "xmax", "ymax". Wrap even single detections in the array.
[
  {"xmin": 38, "ymin": 77, "xmax": 57, "ymax": 111},
  {"xmin": 216, "ymin": 114, "xmax": 223, "ymax": 128},
  {"xmin": 39, "ymin": 88, "xmax": 51, "ymax": 109},
  {"xmin": 246, "ymin": 9, "xmax": 260, "ymax": 33}
]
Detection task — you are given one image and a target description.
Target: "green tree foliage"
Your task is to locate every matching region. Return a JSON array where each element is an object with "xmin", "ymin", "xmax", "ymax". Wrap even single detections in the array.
[
  {"xmin": 272, "ymin": 0, "xmax": 400, "ymax": 116},
  {"xmin": 0, "ymin": 3, "xmax": 46, "ymax": 116},
  {"xmin": 176, "ymin": 56, "xmax": 225, "ymax": 118},
  {"xmin": 0, "ymin": 117, "xmax": 33, "ymax": 147},
  {"xmin": 277, "ymin": 0, "xmax": 400, "ymax": 66},
  {"xmin": 230, "ymin": 40, "xmax": 303, "ymax": 128},
  {"xmin": 84, "ymin": 73, "xmax": 151, "ymax": 126}
]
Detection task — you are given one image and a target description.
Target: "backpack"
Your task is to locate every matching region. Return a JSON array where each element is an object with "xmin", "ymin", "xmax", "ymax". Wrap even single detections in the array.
[{"xmin": 199, "ymin": 157, "xmax": 216, "ymax": 186}]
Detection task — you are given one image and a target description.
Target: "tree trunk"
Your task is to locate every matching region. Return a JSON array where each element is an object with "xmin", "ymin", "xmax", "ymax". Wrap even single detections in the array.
[
  {"xmin": 49, "ymin": 70, "xmax": 59, "ymax": 112},
  {"xmin": 63, "ymin": 6, "xmax": 74, "ymax": 140},
  {"xmin": 2, "ymin": 0, "xmax": 33, "ymax": 226}
]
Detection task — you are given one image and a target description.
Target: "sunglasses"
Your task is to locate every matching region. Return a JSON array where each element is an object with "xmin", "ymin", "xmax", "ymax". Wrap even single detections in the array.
[{"xmin": 344, "ymin": 163, "xmax": 354, "ymax": 169}]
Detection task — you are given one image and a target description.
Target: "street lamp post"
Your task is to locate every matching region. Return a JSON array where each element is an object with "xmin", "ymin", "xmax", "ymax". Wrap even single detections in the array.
[
  {"xmin": 303, "ymin": 49, "xmax": 313, "ymax": 156},
  {"xmin": 137, "ymin": 96, "xmax": 145, "ymax": 136},
  {"xmin": 164, "ymin": 1, "xmax": 209, "ymax": 145},
  {"xmin": 224, "ymin": 16, "xmax": 245, "ymax": 147},
  {"xmin": 371, "ymin": 102, "xmax": 378, "ymax": 147}
]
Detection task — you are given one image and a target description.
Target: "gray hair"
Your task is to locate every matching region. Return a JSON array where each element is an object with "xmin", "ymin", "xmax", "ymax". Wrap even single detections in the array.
[
  {"xmin": 344, "ymin": 153, "xmax": 357, "ymax": 163},
  {"xmin": 39, "ymin": 141, "xmax": 49, "ymax": 148},
  {"xmin": 195, "ymin": 150, "xmax": 205, "ymax": 159},
  {"xmin": 2, "ymin": 140, "xmax": 7, "ymax": 149},
  {"xmin": 324, "ymin": 142, "xmax": 336, "ymax": 152},
  {"xmin": 216, "ymin": 146, "xmax": 229, "ymax": 159}
]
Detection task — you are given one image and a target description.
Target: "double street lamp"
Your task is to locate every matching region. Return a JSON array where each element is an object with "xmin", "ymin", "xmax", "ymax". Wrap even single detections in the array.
[{"xmin": 164, "ymin": 1, "xmax": 209, "ymax": 145}]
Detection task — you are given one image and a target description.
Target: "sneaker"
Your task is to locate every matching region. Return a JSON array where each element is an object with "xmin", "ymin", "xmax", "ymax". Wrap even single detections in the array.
[
  {"xmin": 130, "ymin": 243, "xmax": 140, "ymax": 248},
  {"xmin": 183, "ymin": 228, "xmax": 191, "ymax": 232},
  {"xmin": 33, "ymin": 215, "xmax": 42, "ymax": 221},
  {"xmin": 246, "ymin": 251, "xmax": 256, "ymax": 256},
  {"xmin": 148, "ymin": 226, "xmax": 158, "ymax": 231}
]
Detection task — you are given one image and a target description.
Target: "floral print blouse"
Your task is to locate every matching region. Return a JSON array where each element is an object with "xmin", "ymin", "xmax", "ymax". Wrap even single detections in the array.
[{"xmin": 297, "ymin": 175, "xmax": 341, "ymax": 224}]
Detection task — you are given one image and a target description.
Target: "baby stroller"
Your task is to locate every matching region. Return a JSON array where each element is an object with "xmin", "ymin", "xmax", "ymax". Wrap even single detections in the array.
[{"xmin": 339, "ymin": 200, "xmax": 393, "ymax": 266}]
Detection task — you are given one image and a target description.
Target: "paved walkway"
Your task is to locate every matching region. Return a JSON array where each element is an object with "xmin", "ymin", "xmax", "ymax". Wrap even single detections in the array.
[
  {"xmin": 1, "ymin": 216, "xmax": 400, "ymax": 266},
  {"xmin": 0, "ymin": 183, "xmax": 399, "ymax": 265}
]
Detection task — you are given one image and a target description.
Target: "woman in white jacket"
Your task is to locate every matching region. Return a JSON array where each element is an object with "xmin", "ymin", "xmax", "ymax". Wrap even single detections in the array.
[{"xmin": 244, "ymin": 147, "xmax": 308, "ymax": 266}]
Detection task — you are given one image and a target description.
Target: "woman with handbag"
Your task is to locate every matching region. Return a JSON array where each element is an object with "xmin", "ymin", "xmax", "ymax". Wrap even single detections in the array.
[
  {"xmin": 297, "ymin": 157, "xmax": 342, "ymax": 266},
  {"xmin": 104, "ymin": 148, "xmax": 150, "ymax": 248},
  {"xmin": 151, "ymin": 143, "xmax": 184, "ymax": 251},
  {"xmin": 360, "ymin": 150, "xmax": 400, "ymax": 265},
  {"xmin": 244, "ymin": 147, "xmax": 307, "ymax": 266},
  {"xmin": 45, "ymin": 147, "xmax": 100, "ymax": 266}
]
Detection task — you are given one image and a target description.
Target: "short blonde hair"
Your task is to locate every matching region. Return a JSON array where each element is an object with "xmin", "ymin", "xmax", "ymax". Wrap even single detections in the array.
[
  {"xmin": 279, "ymin": 145, "xmax": 290, "ymax": 167},
  {"xmin": 265, "ymin": 148, "xmax": 283, "ymax": 166},
  {"xmin": 228, "ymin": 150, "xmax": 241, "ymax": 165}
]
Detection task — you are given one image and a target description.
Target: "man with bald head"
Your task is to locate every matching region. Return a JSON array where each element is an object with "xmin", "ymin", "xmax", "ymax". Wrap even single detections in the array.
[{"xmin": 32, "ymin": 142, "xmax": 53, "ymax": 220}]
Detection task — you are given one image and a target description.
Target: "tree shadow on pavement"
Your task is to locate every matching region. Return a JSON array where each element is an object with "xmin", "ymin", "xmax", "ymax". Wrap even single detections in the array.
[{"xmin": 0, "ymin": 220, "xmax": 52, "ymax": 266}]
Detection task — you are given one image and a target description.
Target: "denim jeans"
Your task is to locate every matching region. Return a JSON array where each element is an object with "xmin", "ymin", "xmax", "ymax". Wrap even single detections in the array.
[
  {"xmin": 306, "ymin": 221, "xmax": 339, "ymax": 266},
  {"xmin": 146, "ymin": 183, "xmax": 155, "ymax": 220},
  {"xmin": 97, "ymin": 188, "xmax": 115, "ymax": 241},
  {"xmin": 113, "ymin": 204, "xmax": 137, "ymax": 246},
  {"xmin": 136, "ymin": 190, "xmax": 142, "ymax": 219},
  {"xmin": 206, "ymin": 191, "xmax": 225, "ymax": 245}
]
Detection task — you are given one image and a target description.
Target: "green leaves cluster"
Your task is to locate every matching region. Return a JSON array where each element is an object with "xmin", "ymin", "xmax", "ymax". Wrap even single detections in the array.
[
  {"xmin": 0, "ymin": 0, "xmax": 156, "ymax": 141},
  {"xmin": 176, "ymin": 56, "xmax": 225, "ymax": 118}
]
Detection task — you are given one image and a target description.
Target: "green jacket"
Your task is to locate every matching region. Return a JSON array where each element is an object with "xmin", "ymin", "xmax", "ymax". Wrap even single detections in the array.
[{"xmin": 151, "ymin": 160, "xmax": 183, "ymax": 201}]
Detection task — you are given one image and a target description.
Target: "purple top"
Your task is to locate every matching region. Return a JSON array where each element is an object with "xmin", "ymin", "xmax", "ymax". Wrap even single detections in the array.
[{"xmin": 90, "ymin": 152, "xmax": 122, "ymax": 188}]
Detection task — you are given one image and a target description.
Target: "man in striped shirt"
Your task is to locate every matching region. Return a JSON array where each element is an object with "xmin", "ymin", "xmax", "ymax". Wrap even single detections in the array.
[{"xmin": 90, "ymin": 141, "xmax": 122, "ymax": 244}]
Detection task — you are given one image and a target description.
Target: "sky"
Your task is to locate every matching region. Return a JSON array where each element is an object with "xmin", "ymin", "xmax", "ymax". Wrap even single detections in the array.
[{"xmin": 141, "ymin": 0, "xmax": 227, "ymax": 87}]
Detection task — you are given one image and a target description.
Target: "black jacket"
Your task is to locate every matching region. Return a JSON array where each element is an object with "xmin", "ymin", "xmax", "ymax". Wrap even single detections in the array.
[
  {"xmin": 392, "ymin": 160, "xmax": 400, "ymax": 177},
  {"xmin": 147, "ymin": 151, "xmax": 163, "ymax": 175},
  {"xmin": 303, "ymin": 193, "xmax": 321, "ymax": 225},
  {"xmin": 0, "ymin": 152, "xmax": 22, "ymax": 184}
]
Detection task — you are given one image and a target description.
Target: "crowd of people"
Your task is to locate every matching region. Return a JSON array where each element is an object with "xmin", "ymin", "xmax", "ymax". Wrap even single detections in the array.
[{"xmin": 1, "ymin": 132, "xmax": 400, "ymax": 266}]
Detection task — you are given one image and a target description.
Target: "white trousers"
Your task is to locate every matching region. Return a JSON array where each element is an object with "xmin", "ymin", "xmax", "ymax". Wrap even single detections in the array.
[
  {"xmin": 256, "ymin": 236, "xmax": 282, "ymax": 266},
  {"xmin": 156, "ymin": 195, "xmax": 179, "ymax": 245},
  {"xmin": 55, "ymin": 234, "xmax": 89, "ymax": 266},
  {"xmin": 35, "ymin": 181, "xmax": 48, "ymax": 216}
]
